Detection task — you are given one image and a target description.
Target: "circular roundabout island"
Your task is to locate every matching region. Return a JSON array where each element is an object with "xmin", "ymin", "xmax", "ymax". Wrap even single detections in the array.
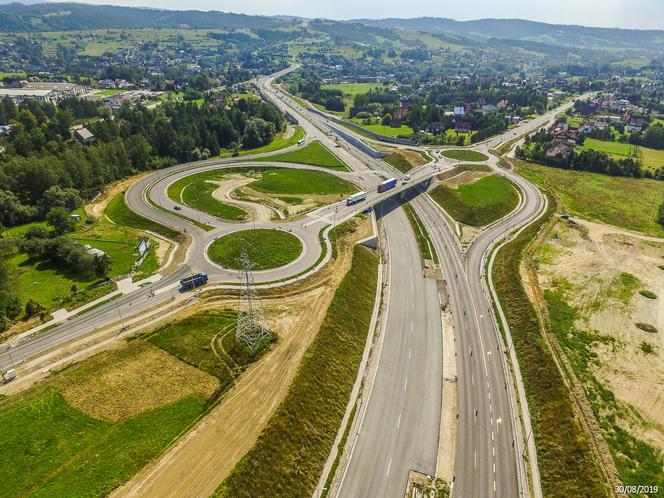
[{"xmin": 207, "ymin": 229, "xmax": 303, "ymax": 270}]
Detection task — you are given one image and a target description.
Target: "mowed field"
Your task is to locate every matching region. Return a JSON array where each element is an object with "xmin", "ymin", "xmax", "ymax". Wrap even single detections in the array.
[
  {"xmin": 579, "ymin": 138, "xmax": 664, "ymax": 173},
  {"xmin": 429, "ymin": 173, "xmax": 520, "ymax": 227},
  {"xmin": 320, "ymin": 82, "xmax": 385, "ymax": 95},
  {"xmin": 207, "ymin": 229, "xmax": 303, "ymax": 270},
  {"xmin": 518, "ymin": 161, "xmax": 664, "ymax": 237},
  {"xmin": 0, "ymin": 309, "xmax": 270, "ymax": 497}
]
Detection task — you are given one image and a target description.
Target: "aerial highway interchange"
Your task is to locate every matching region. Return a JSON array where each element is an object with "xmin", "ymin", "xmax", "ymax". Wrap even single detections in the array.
[{"xmin": 0, "ymin": 65, "xmax": 581, "ymax": 498}]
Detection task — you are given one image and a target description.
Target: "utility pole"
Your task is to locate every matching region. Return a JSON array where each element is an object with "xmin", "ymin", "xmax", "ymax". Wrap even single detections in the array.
[{"xmin": 236, "ymin": 245, "xmax": 271, "ymax": 351}]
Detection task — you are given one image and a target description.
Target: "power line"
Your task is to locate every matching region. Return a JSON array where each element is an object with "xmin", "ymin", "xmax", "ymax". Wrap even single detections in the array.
[{"xmin": 235, "ymin": 243, "xmax": 271, "ymax": 351}]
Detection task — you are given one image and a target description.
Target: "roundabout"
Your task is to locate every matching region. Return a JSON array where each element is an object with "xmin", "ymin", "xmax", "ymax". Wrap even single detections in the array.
[{"xmin": 207, "ymin": 229, "xmax": 304, "ymax": 270}]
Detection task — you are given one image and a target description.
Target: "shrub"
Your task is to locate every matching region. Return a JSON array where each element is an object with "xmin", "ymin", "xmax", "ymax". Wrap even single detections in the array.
[
  {"xmin": 639, "ymin": 290, "xmax": 657, "ymax": 299},
  {"xmin": 636, "ymin": 322, "xmax": 658, "ymax": 333},
  {"xmin": 640, "ymin": 342, "xmax": 656, "ymax": 355}
]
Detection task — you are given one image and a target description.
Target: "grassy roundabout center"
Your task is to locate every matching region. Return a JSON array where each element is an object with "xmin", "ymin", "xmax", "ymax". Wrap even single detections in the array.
[{"xmin": 207, "ymin": 229, "xmax": 303, "ymax": 270}]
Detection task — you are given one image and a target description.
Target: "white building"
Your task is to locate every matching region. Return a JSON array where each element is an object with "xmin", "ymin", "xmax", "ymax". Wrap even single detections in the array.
[{"xmin": 0, "ymin": 88, "xmax": 62, "ymax": 103}]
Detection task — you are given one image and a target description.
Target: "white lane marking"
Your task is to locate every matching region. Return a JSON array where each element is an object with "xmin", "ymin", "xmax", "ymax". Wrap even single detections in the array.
[
  {"xmin": 411, "ymin": 283, "xmax": 414, "ymax": 292},
  {"xmin": 492, "ymin": 446, "xmax": 495, "ymax": 456},
  {"xmin": 493, "ymin": 462, "xmax": 496, "ymax": 473},
  {"xmin": 494, "ymin": 480, "xmax": 496, "ymax": 492},
  {"xmin": 404, "ymin": 377, "xmax": 408, "ymax": 390},
  {"xmin": 397, "ymin": 413, "xmax": 402, "ymax": 429},
  {"xmin": 492, "ymin": 431, "xmax": 495, "ymax": 441},
  {"xmin": 410, "ymin": 323, "xmax": 414, "ymax": 333},
  {"xmin": 471, "ymin": 373, "xmax": 475, "ymax": 386},
  {"xmin": 408, "ymin": 347, "xmax": 412, "ymax": 359},
  {"xmin": 386, "ymin": 458, "xmax": 392, "ymax": 477},
  {"xmin": 474, "ymin": 450, "xmax": 477, "ymax": 469}
]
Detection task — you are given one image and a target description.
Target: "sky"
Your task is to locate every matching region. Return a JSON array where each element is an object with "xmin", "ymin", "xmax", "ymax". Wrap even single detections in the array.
[{"xmin": 48, "ymin": 0, "xmax": 664, "ymax": 29}]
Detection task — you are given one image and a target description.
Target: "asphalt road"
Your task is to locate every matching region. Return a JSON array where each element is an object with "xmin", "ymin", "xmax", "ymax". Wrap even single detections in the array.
[{"xmin": 337, "ymin": 199, "xmax": 443, "ymax": 498}]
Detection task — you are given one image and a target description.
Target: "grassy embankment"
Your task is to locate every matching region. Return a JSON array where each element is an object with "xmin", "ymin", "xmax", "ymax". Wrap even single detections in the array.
[
  {"xmin": 105, "ymin": 192, "xmax": 181, "ymax": 240},
  {"xmin": 518, "ymin": 161, "xmax": 664, "ymax": 237},
  {"xmin": 218, "ymin": 126, "xmax": 305, "ymax": 158},
  {"xmin": 383, "ymin": 148, "xmax": 430, "ymax": 173},
  {"xmin": 402, "ymin": 202, "xmax": 439, "ymax": 264},
  {"xmin": 207, "ymin": 229, "xmax": 303, "ymax": 270},
  {"xmin": 215, "ymin": 245, "xmax": 379, "ymax": 497},
  {"xmin": 440, "ymin": 149, "xmax": 489, "ymax": 162},
  {"xmin": 256, "ymin": 140, "xmax": 348, "ymax": 170},
  {"xmin": 429, "ymin": 174, "xmax": 520, "ymax": 227},
  {"xmin": 181, "ymin": 180, "xmax": 247, "ymax": 221},
  {"xmin": 0, "ymin": 310, "xmax": 271, "ymax": 497},
  {"xmin": 492, "ymin": 193, "xmax": 609, "ymax": 498}
]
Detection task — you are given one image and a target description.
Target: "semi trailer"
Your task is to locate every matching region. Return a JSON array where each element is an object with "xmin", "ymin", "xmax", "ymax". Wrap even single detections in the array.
[
  {"xmin": 180, "ymin": 272, "xmax": 208, "ymax": 291},
  {"xmin": 346, "ymin": 191, "xmax": 368, "ymax": 206},
  {"xmin": 377, "ymin": 177, "xmax": 397, "ymax": 193}
]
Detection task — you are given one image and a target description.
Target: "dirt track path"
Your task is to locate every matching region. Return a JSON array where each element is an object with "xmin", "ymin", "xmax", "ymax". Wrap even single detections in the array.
[
  {"xmin": 113, "ymin": 221, "xmax": 371, "ymax": 498},
  {"xmin": 209, "ymin": 177, "xmax": 280, "ymax": 223}
]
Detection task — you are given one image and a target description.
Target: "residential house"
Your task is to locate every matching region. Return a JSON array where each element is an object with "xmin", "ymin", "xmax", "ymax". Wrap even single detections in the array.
[
  {"xmin": 426, "ymin": 122, "xmax": 446, "ymax": 134},
  {"xmin": 74, "ymin": 127, "xmax": 94, "ymax": 143},
  {"xmin": 546, "ymin": 143, "xmax": 572, "ymax": 159},
  {"xmin": 454, "ymin": 120, "xmax": 472, "ymax": 134},
  {"xmin": 453, "ymin": 106, "xmax": 465, "ymax": 117},
  {"xmin": 497, "ymin": 99, "xmax": 509, "ymax": 109},
  {"xmin": 391, "ymin": 105, "xmax": 410, "ymax": 127},
  {"xmin": 578, "ymin": 122, "xmax": 593, "ymax": 135}
]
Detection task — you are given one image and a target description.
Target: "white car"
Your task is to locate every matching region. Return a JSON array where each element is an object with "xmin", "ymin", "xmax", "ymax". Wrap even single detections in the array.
[{"xmin": 402, "ymin": 175, "xmax": 411, "ymax": 183}]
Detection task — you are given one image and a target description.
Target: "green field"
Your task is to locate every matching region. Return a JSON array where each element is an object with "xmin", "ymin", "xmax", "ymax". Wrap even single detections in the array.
[
  {"xmin": 348, "ymin": 119, "xmax": 414, "ymax": 137},
  {"xmin": 249, "ymin": 168, "xmax": 354, "ymax": 196},
  {"xmin": 578, "ymin": 138, "xmax": 664, "ymax": 172},
  {"xmin": 181, "ymin": 180, "xmax": 247, "ymax": 221},
  {"xmin": 0, "ymin": 388, "xmax": 207, "ymax": 498},
  {"xmin": 97, "ymin": 89, "xmax": 125, "ymax": 96},
  {"xmin": 518, "ymin": 161, "xmax": 664, "ymax": 237},
  {"xmin": 7, "ymin": 209, "xmax": 157, "ymax": 312},
  {"xmin": 105, "ymin": 192, "xmax": 181, "ymax": 240},
  {"xmin": 215, "ymin": 245, "xmax": 379, "ymax": 498},
  {"xmin": 429, "ymin": 174, "xmax": 520, "ymax": 226},
  {"xmin": 256, "ymin": 140, "xmax": 347, "ymax": 170},
  {"xmin": 320, "ymin": 82, "xmax": 384, "ymax": 95},
  {"xmin": 148, "ymin": 309, "xmax": 271, "ymax": 391},
  {"xmin": 207, "ymin": 229, "xmax": 303, "ymax": 270},
  {"xmin": 440, "ymin": 149, "xmax": 489, "ymax": 162}
]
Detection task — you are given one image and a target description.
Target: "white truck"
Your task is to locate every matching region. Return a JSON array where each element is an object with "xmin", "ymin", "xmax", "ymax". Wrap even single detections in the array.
[{"xmin": 2, "ymin": 368, "xmax": 17, "ymax": 383}]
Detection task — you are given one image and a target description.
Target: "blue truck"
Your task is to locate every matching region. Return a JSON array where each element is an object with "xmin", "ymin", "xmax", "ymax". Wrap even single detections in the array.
[
  {"xmin": 180, "ymin": 272, "xmax": 208, "ymax": 291},
  {"xmin": 377, "ymin": 177, "xmax": 397, "ymax": 193}
]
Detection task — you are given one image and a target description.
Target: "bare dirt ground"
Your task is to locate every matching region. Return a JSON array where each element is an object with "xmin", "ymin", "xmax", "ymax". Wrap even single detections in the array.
[
  {"xmin": 441, "ymin": 170, "xmax": 492, "ymax": 189},
  {"xmin": 85, "ymin": 172, "xmax": 150, "ymax": 219},
  {"xmin": 283, "ymin": 125, "xmax": 295, "ymax": 140},
  {"xmin": 209, "ymin": 176, "xmax": 279, "ymax": 223},
  {"xmin": 113, "ymin": 218, "xmax": 373, "ymax": 498},
  {"xmin": 50, "ymin": 341, "xmax": 218, "ymax": 422},
  {"xmin": 532, "ymin": 218, "xmax": 664, "ymax": 454}
]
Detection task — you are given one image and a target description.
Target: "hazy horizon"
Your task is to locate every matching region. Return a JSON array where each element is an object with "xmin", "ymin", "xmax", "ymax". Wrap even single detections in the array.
[{"xmin": 41, "ymin": 0, "xmax": 664, "ymax": 30}]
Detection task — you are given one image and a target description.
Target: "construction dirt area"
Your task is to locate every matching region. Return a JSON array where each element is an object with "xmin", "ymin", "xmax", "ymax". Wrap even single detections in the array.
[
  {"xmin": 529, "ymin": 216, "xmax": 664, "ymax": 456},
  {"xmin": 110, "ymin": 216, "xmax": 373, "ymax": 498}
]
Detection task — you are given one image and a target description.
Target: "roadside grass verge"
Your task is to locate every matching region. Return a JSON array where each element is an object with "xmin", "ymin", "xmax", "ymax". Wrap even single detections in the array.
[
  {"xmin": 492, "ymin": 193, "xmax": 609, "ymax": 497},
  {"xmin": 218, "ymin": 126, "xmax": 305, "ymax": 158},
  {"xmin": 106, "ymin": 192, "xmax": 181, "ymax": 240},
  {"xmin": 403, "ymin": 202, "xmax": 439, "ymax": 264},
  {"xmin": 517, "ymin": 161, "xmax": 664, "ymax": 237},
  {"xmin": 440, "ymin": 149, "xmax": 489, "ymax": 162},
  {"xmin": 0, "ymin": 388, "xmax": 207, "ymax": 498},
  {"xmin": 181, "ymin": 180, "xmax": 247, "ymax": 221},
  {"xmin": 255, "ymin": 140, "xmax": 348, "ymax": 170},
  {"xmin": 207, "ymin": 229, "xmax": 303, "ymax": 271},
  {"xmin": 215, "ymin": 245, "xmax": 379, "ymax": 498},
  {"xmin": 429, "ymin": 174, "xmax": 519, "ymax": 227}
]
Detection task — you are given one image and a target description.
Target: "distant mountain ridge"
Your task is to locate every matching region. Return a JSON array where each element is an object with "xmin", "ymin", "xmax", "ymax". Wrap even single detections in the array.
[
  {"xmin": 0, "ymin": 2, "xmax": 662, "ymax": 54},
  {"xmin": 0, "ymin": 2, "xmax": 284, "ymax": 31},
  {"xmin": 351, "ymin": 17, "xmax": 664, "ymax": 52}
]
